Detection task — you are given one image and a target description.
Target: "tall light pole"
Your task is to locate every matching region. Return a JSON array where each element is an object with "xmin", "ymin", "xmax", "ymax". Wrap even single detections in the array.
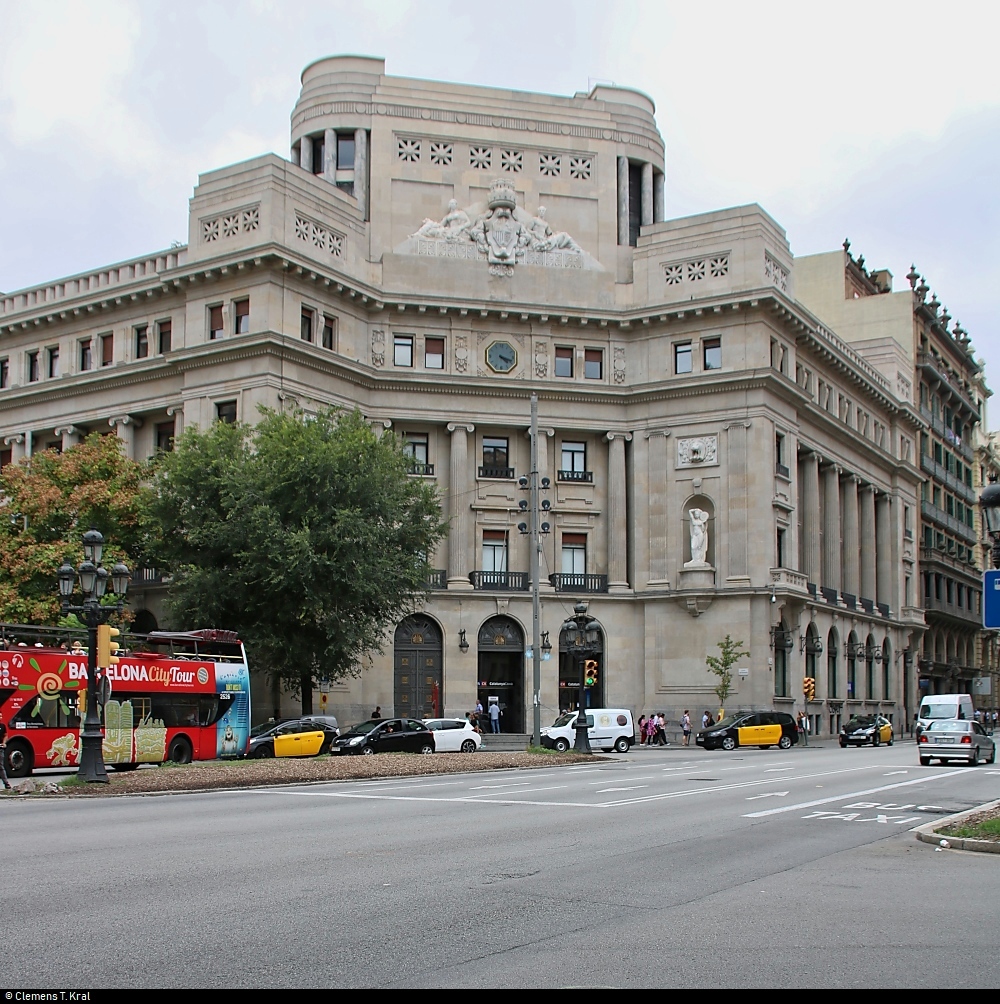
[{"xmin": 57, "ymin": 529, "xmax": 130, "ymax": 784}]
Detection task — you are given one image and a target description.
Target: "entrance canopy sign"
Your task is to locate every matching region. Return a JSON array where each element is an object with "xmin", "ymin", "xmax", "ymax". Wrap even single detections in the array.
[{"xmin": 984, "ymin": 570, "xmax": 1000, "ymax": 629}]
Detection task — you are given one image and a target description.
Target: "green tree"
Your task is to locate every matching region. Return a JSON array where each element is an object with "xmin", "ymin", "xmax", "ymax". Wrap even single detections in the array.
[
  {"xmin": 0, "ymin": 434, "xmax": 149, "ymax": 624},
  {"xmin": 705, "ymin": 634, "xmax": 750, "ymax": 711},
  {"xmin": 145, "ymin": 407, "xmax": 448, "ymax": 712}
]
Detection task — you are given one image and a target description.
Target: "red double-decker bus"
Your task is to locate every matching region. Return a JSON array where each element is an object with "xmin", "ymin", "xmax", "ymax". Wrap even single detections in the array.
[{"xmin": 0, "ymin": 624, "xmax": 251, "ymax": 778}]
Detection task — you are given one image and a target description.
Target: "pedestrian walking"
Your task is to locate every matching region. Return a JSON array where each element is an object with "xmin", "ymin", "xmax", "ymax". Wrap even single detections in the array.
[
  {"xmin": 489, "ymin": 701, "xmax": 501, "ymax": 734},
  {"xmin": 656, "ymin": 713, "xmax": 668, "ymax": 746},
  {"xmin": 702, "ymin": 710, "xmax": 710, "ymax": 729},
  {"xmin": 637, "ymin": 715, "xmax": 647, "ymax": 746},
  {"xmin": 681, "ymin": 710, "xmax": 692, "ymax": 746},
  {"xmin": 371, "ymin": 706, "xmax": 382, "ymax": 720},
  {"xmin": 0, "ymin": 718, "xmax": 11, "ymax": 790}
]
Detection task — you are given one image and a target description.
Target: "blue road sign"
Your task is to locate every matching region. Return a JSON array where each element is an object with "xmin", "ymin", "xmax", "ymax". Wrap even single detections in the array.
[{"xmin": 984, "ymin": 570, "xmax": 1000, "ymax": 629}]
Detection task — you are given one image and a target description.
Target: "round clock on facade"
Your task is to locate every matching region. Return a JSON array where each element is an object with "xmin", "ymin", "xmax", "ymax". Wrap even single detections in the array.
[{"xmin": 486, "ymin": 340, "xmax": 517, "ymax": 373}]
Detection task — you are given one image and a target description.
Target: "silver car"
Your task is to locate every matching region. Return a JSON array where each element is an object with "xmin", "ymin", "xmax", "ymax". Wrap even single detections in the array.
[{"xmin": 919, "ymin": 719, "xmax": 996, "ymax": 766}]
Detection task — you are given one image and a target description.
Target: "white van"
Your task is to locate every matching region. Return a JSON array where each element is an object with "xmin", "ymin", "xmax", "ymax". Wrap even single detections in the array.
[
  {"xmin": 540, "ymin": 708, "xmax": 634, "ymax": 753},
  {"xmin": 916, "ymin": 694, "xmax": 974, "ymax": 737}
]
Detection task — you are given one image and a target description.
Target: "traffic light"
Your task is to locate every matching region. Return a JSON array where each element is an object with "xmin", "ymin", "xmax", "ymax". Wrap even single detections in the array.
[
  {"xmin": 97, "ymin": 624, "xmax": 120, "ymax": 669},
  {"xmin": 803, "ymin": 676, "xmax": 815, "ymax": 702}
]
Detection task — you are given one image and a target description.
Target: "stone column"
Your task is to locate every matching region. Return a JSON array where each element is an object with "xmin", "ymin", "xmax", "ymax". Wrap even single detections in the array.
[
  {"xmin": 822, "ymin": 463, "xmax": 841, "ymax": 591},
  {"xmin": 109, "ymin": 415, "xmax": 141, "ymax": 460},
  {"xmin": 860, "ymin": 485, "xmax": 877, "ymax": 601},
  {"xmin": 323, "ymin": 128, "xmax": 337, "ymax": 180},
  {"xmin": 55, "ymin": 426, "xmax": 81, "ymax": 452},
  {"xmin": 800, "ymin": 452, "xmax": 821, "ymax": 583},
  {"xmin": 167, "ymin": 403, "xmax": 185, "ymax": 439},
  {"xmin": 726, "ymin": 421, "xmax": 751, "ymax": 579},
  {"xmin": 876, "ymin": 493, "xmax": 892, "ymax": 608},
  {"xmin": 354, "ymin": 127, "xmax": 369, "ymax": 221},
  {"xmin": 646, "ymin": 429, "xmax": 670, "ymax": 583},
  {"xmin": 653, "ymin": 170, "xmax": 665, "ymax": 224},
  {"xmin": 617, "ymin": 156, "xmax": 629, "ymax": 246},
  {"xmin": 641, "ymin": 162, "xmax": 654, "ymax": 228},
  {"xmin": 606, "ymin": 432, "xmax": 631, "ymax": 590},
  {"xmin": 299, "ymin": 135, "xmax": 313, "ymax": 172},
  {"xmin": 3, "ymin": 433, "xmax": 25, "ymax": 464},
  {"xmin": 841, "ymin": 474, "xmax": 860, "ymax": 597},
  {"xmin": 447, "ymin": 423, "xmax": 474, "ymax": 589}
]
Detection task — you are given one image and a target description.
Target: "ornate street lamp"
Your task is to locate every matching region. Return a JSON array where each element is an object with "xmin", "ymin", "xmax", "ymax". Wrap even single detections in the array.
[
  {"xmin": 980, "ymin": 481, "xmax": 1000, "ymax": 569},
  {"xmin": 58, "ymin": 529, "xmax": 130, "ymax": 784},
  {"xmin": 560, "ymin": 601, "xmax": 601, "ymax": 753}
]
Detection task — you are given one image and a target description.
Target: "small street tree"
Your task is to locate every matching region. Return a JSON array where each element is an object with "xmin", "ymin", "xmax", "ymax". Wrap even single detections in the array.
[
  {"xmin": 705, "ymin": 634, "xmax": 750, "ymax": 712},
  {"xmin": 145, "ymin": 407, "xmax": 448, "ymax": 713},
  {"xmin": 0, "ymin": 434, "xmax": 149, "ymax": 624}
]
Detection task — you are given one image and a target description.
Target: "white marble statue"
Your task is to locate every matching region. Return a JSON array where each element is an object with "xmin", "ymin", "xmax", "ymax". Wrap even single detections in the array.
[
  {"xmin": 685, "ymin": 508, "xmax": 710, "ymax": 567},
  {"xmin": 471, "ymin": 202, "xmax": 530, "ymax": 264},
  {"xmin": 411, "ymin": 199, "xmax": 472, "ymax": 241},
  {"xmin": 527, "ymin": 206, "xmax": 582, "ymax": 253}
]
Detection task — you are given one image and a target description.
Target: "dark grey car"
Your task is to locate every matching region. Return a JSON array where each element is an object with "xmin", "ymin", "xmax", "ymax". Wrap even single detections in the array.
[{"xmin": 919, "ymin": 719, "xmax": 996, "ymax": 766}]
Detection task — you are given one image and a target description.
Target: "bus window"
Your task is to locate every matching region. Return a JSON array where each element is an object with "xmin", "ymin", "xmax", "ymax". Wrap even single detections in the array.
[{"xmin": 12, "ymin": 694, "xmax": 81, "ymax": 730}]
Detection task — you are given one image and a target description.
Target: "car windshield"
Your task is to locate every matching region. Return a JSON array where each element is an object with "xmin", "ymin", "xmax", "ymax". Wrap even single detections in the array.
[
  {"xmin": 346, "ymin": 721, "xmax": 382, "ymax": 735},
  {"xmin": 846, "ymin": 717, "xmax": 875, "ymax": 729},
  {"xmin": 929, "ymin": 720, "xmax": 970, "ymax": 732},
  {"xmin": 250, "ymin": 721, "xmax": 283, "ymax": 738},
  {"xmin": 552, "ymin": 713, "xmax": 577, "ymax": 727},
  {"xmin": 710, "ymin": 717, "xmax": 742, "ymax": 730},
  {"xmin": 921, "ymin": 703, "xmax": 961, "ymax": 720}
]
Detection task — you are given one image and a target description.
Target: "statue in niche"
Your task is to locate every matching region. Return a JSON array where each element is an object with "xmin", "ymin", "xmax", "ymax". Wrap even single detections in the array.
[
  {"xmin": 527, "ymin": 206, "xmax": 582, "ymax": 253},
  {"xmin": 685, "ymin": 508, "xmax": 710, "ymax": 567},
  {"xmin": 411, "ymin": 199, "xmax": 472, "ymax": 241}
]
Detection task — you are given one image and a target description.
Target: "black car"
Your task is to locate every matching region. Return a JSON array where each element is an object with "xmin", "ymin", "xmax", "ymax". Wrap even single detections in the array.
[
  {"xmin": 333, "ymin": 718, "xmax": 436, "ymax": 755},
  {"xmin": 696, "ymin": 711, "xmax": 798, "ymax": 751},
  {"xmin": 839, "ymin": 714, "xmax": 893, "ymax": 747},
  {"xmin": 245, "ymin": 717, "xmax": 339, "ymax": 759}
]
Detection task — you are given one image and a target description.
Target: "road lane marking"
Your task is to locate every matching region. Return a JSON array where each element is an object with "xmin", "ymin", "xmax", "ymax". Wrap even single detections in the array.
[
  {"xmin": 468, "ymin": 781, "xmax": 534, "ymax": 790},
  {"xmin": 596, "ymin": 785, "xmax": 649, "ymax": 792},
  {"xmin": 591, "ymin": 776, "xmax": 655, "ymax": 785},
  {"xmin": 742, "ymin": 770, "xmax": 967, "ymax": 817},
  {"xmin": 745, "ymin": 791, "xmax": 789, "ymax": 800},
  {"xmin": 765, "ymin": 767, "xmax": 795, "ymax": 772},
  {"xmin": 464, "ymin": 785, "xmax": 569, "ymax": 798},
  {"xmin": 884, "ymin": 771, "xmax": 908, "ymax": 776}
]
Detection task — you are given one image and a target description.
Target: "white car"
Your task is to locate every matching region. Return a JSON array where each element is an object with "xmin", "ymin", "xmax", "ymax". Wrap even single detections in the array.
[{"xmin": 422, "ymin": 718, "xmax": 482, "ymax": 752}]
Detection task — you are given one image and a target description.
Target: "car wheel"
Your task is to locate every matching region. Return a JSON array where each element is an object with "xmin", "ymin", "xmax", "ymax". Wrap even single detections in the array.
[
  {"xmin": 839, "ymin": 740, "xmax": 847, "ymax": 748},
  {"xmin": 614, "ymin": 736, "xmax": 630, "ymax": 753},
  {"xmin": 362, "ymin": 746, "xmax": 376, "ymax": 755},
  {"xmin": 419, "ymin": 743, "xmax": 434, "ymax": 755},
  {"xmin": 167, "ymin": 737, "xmax": 193, "ymax": 765},
  {"xmin": 988, "ymin": 747, "xmax": 996, "ymax": 764},
  {"xmin": 554, "ymin": 738, "xmax": 570, "ymax": 752},
  {"xmin": 887, "ymin": 737, "xmax": 893, "ymax": 746},
  {"xmin": 460, "ymin": 739, "xmax": 477, "ymax": 753},
  {"xmin": 721, "ymin": 737, "xmax": 737, "ymax": 751},
  {"xmin": 920, "ymin": 756, "xmax": 931, "ymax": 766},
  {"xmin": 5, "ymin": 739, "xmax": 33, "ymax": 779},
  {"xmin": 251, "ymin": 744, "xmax": 273, "ymax": 759},
  {"xmin": 970, "ymin": 748, "xmax": 980, "ymax": 766},
  {"xmin": 872, "ymin": 733, "xmax": 880, "ymax": 747},
  {"xmin": 778, "ymin": 735, "xmax": 792, "ymax": 750}
]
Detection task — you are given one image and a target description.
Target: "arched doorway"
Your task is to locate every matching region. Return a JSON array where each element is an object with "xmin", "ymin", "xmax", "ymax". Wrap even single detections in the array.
[
  {"xmin": 132, "ymin": 610, "xmax": 158, "ymax": 634},
  {"xmin": 559, "ymin": 623, "xmax": 606, "ymax": 712},
  {"xmin": 477, "ymin": 616, "xmax": 524, "ymax": 733},
  {"xmin": 394, "ymin": 615, "xmax": 443, "ymax": 719}
]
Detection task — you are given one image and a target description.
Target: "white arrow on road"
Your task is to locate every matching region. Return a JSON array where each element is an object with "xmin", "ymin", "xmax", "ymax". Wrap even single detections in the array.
[
  {"xmin": 884, "ymin": 771, "xmax": 908, "ymax": 776},
  {"xmin": 745, "ymin": 791, "xmax": 789, "ymax": 800}
]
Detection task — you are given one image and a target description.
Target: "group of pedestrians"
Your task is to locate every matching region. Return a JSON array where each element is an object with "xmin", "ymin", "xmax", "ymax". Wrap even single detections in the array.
[
  {"xmin": 465, "ymin": 699, "xmax": 501, "ymax": 734},
  {"xmin": 637, "ymin": 713, "xmax": 669, "ymax": 746}
]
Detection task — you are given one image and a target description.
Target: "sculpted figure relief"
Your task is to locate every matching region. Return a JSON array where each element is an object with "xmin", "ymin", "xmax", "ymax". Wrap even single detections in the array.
[
  {"xmin": 527, "ymin": 206, "xmax": 581, "ymax": 253},
  {"xmin": 411, "ymin": 199, "xmax": 472, "ymax": 241},
  {"xmin": 685, "ymin": 508, "xmax": 710, "ymax": 567}
]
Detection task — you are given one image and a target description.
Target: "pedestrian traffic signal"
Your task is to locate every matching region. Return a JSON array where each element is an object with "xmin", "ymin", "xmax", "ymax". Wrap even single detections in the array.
[
  {"xmin": 97, "ymin": 624, "xmax": 120, "ymax": 669},
  {"xmin": 803, "ymin": 676, "xmax": 815, "ymax": 702}
]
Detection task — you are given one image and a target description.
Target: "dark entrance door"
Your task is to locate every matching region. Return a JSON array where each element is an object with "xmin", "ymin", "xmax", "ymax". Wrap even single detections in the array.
[
  {"xmin": 394, "ymin": 616, "xmax": 443, "ymax": 719},
  {"xmin": 477, "ymin": 616, "xmax": 524, "ymax": 732},
  {"xmin": 559, "ymin": 626, "xmax": 605, "ymax": 711}
]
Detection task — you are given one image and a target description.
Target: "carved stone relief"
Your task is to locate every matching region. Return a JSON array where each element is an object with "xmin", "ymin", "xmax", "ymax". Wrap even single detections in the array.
[
  {"xmin": 371, "ymin": 330, "xmax": 385, "ymax": 368},
  {"xmin": 677, "ymin": 435, "xmax": 718, "ymax": 467},
  {"xmin": 613, "ymin": 346, "xmax": 626, "ymax": 384},
  {"xmin": 534, "ymin": 343, "xmax": 548, "ymax": 378},
  {"xmin": 454, "ymin": 335, "xmax": 469, "ymax": 373}
]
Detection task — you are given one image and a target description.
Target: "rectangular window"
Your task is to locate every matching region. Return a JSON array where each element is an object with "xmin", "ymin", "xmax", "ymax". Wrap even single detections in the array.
[
  {"xmin": 216, "ymin": 400, "xmax": 237, "ymax": 424},
  {"xmin": 776, "ymin": 527, "xmax": 785, "ymax": 568},
  {"xmin": 337, "ymin": 134, "xmax": 355, "ymax": 170},
  {"xmin": 78, "ymin": 339, "xmax": 92, "ymax": 372},
  {"xmin": 482, "ymin": 530, "xmax": 507, "ymax": 573},
  {"xmin": 561, "ymin": 533, "xmax": 587, "ymax": 575},
  {"xmin": 300, "ymin": 308, "xmax": 314, "ymax": 343},
  {"xmin": 209, "ymin": 306, "xmax": 224, "ymax": 341},
  {"xmin": 0, "ymin": 358, "xmax": 8, "ymax": 389},
  {"xmin": 703, "ymin": 337, "xmax": 722, "ymax": 370},
  {"xmin": 135, "ymin": 325, "xmax": 149, "ymax": 359},
  {"xmin": 482, "ymin": 436, "xmax": 509, "ymax": 470},
  {"xmin": 101, "ymin": 333, "xmax": 114, "ymax": 366},
  {"xmin": 157, "ymin": 320, "xmax": 172, "ymax": 354},
  {"xmin": 403, "ymin": 432, "xmax": 429, "ymax": 469},
  {"xmin": 674, "ymin": 342, "xmax": 692, "ymax": 374},
  {"xmin": 47, "ymin": 347, "xmax": 59, "ymax": 379},
  {"xmin": 234, "ymin": 299, "xmax": 250, "ymax": 335},
  {"xmin": 393, "ymin": 334, "xmax": 413, "ymax": 367},
  {"xmin": 561, "ymin": 441, "xmax": 586, "ymax": 473},
  {"xmin": 554, "ymin": 346, "xmax": 574, "ymax": 378},
  {"xmin": 28, "ymin": 351, "xmax": 39, "ymax": 383},
  {"xmin": 155, "ymin": 420, "xmax": 175, "ymax": 453},
  {"xmin": 0, "ymin": 448, "xmax": 10, "ymax": 468},
  {"xmin": 322, "ymin": 316, "xmax": 337, "ymax": 351},
  {"xmin": 425, "ymin": 337, "xmax": 444, "ymax": 370},
  {"xmin": 584, "ymin": 348, "xmax": 603, "ymax": 380}
]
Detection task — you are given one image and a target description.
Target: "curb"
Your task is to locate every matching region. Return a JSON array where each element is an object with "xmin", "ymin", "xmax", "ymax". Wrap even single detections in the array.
[{"xmin": 914, "ymin": 797, "xmax": 1000, "ymax": 854}]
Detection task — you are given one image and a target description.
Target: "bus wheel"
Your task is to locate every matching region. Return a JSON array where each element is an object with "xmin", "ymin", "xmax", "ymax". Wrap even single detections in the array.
[
  {"xmin": 167, "ymin": 737, "xmax": 193, "ymax": 765},
  {"xmin": 111, "ymin": 763, "xmax": 139, "ymax": 772},
  {"xmin": 5, "ymin": 740, "xmax": 33, "ymax": 778}
]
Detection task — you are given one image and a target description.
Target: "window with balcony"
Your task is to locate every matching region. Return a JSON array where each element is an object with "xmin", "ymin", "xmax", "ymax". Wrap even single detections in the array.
[
  {"xmin": 234, "ymin": 299, "xmax": 250, "ymax": 335},
  {"xmin": 775, "ymin": 433, "xmax": 788, "ymax": 477},
  {"xmin": 0, "ymin": 357, "xmax": 8, "ymax": 389},
  {"xmin": 403, "ymin": 433, "xmax": 432, "ymax": 475},
  {"xmin": 480, "ymin": 437, "xmax": 511, "ymax": 478},
  {"xmin": 156, "ymin": 420, "xmax": 175, "ymax": 453},
  {"xmin": 776, "ymin": 527, "xmax": 786, "ymax": 567},
  {"xmin": 101, "ymin": 333, "xmax": 114, "ymax": 367},
  {"xmin": 561, "ymin": 533, "xmax": 586, "ymax": 575},
  {"xmin": 337, "ymin": 133, "xmax": 355, "ymax": 169},
  {"xmin": 27, "ymin": 351, "xmax": 39, "ymax": 383},
  {"xmin": 157, "ymin": 319, "xmax": 172, "ymax": 354},
  {"xmin": 300, "ymin": 308, "xmax": 314, "ymax": 343},
  {"xmin": 482, "ymin": 530, "xmax": 508, "ymax": 573},
  {"xmin": 322, "ymin": 316, "xmax": 337, "ymax": 351},
  {"xmin": 216, "ymin": 400, "xmax": 237, "ymax": 424},
  {"xmin": 425, "ymin": 337, "xmax": 444, "ymax": 370},
  {"xmin": 46, "ymin": 347, "xmax": 59, "ymax": 379},
  {"xmin": 674, "ymin": 342, "xmax": 692, "ymax": 374},
  {"xmin": 555, "ymin": 346, "xmax": 574, "ymax": 378},
  {"xmin": 209, "ymin": 305, "xmax": 224, "ymax": 341},
  {"xmin": 394, "ymin": 334, "xmax": 413, "ymax": 367},
  {"xmin": 558, "ymin": 441, "xmax": 591, "ymax": 482},
  {"xmin": 584, "ymin": 349, "xmax": 603, "ymax": 380},
  {"xmin": 703, "ymin": 337, "xmax": 722, "ymax": 370},
  {"xmin": 135, "ymin": 325, "xmax": 149, "ymax": 359}
]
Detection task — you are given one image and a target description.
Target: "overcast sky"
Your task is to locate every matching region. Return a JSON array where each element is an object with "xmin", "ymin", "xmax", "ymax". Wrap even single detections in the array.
[{"xmin": 1, "ymin": 0, "xmax": 997, "ymax": 408}]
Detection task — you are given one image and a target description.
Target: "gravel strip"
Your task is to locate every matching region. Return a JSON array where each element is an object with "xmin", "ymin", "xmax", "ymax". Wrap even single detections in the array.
[{"xmin": 3, "ymin": 751, "xmax": 604, "ymax": 797}]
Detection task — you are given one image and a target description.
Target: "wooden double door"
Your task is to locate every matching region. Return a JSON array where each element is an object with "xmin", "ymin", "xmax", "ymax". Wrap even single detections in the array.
[{"xmin": 394, "ymin": 615, "xmax": 443, "ymax": 719}]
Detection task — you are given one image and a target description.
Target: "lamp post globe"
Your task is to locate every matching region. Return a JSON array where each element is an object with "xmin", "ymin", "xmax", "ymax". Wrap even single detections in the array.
[
  {"xmin": 980, "ymin": 483, "xmax": 1000, "ymax": 569},
  {"xmin": 82, "ymin": 528, "xmax": 104, "ymax": 565}
]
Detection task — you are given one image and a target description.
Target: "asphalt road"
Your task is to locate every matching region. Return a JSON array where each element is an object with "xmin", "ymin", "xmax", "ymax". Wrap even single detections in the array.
[{"xmin": 4, "ymin": 740, "xmax": 999, "ymax": 988}]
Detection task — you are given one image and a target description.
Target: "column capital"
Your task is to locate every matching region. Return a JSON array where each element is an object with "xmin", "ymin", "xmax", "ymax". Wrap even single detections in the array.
[
  {"xmin": 723, "ymin": 420, "xmax": 752, "ymax": 431},
  {"xmin": 643, "ymin": 428, "xmax": 672, "ymax": 440},
  {"xmin": 522, "ymin": 427, "xmax": 554, "ymax": 438},
  {"xmin": 447, "ymin": 423, "xmax": 475, "ymax": 435},
  {"xmin": 605, "ymin": 431, "xmax": 633, "ymax": 443},
  {"xmin": 53, "ymin": 425, "xmax": 79, "ymax": 438},
  {"xmin": 109, "ymin": 415, "xmax": 142, "ymax": 429},
  {"xmin": 843, "ymin": 472, "xmax": 861, "ymax": 485},
  {"xmin": 165, "ymin": 402, "xmax": 185, "ymax": 418},
  {"xmin": 3, "ymin": 433, "xmax": 24, "ymax": 446}
]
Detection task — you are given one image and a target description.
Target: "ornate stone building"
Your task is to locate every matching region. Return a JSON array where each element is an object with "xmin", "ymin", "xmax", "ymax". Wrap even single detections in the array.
[{"xmin": 1, "ymin": 56, "xmax": 931, "ymax": 732}]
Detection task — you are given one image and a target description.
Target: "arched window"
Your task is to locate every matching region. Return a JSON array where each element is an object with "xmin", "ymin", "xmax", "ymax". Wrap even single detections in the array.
[
  {"xmin": 865, "ymin": 633, "xmax": 876, "ymax": 700},
  {"xmin": 847, "ymin": 631, "xmax": 858, "ymax": 698},
  {"xmin": 774, "ymin": 618, "xmax": 789, "ymax": 697},
  {"xmin": 827, "ymin": 628, "xmax": 839, "ymax": 699},
  {"xmin": 805, "ymin": 624, "xmax": 821, "ymax": 696},
  {"xmin": 882, "ymin": 637, "xmax": 892, "ymax": 702}
]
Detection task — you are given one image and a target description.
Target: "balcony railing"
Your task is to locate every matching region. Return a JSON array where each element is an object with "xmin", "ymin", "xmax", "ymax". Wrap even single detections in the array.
[
  {"xmin": 917, "ymin": 351, "xmax": 980, "ymax": 419},
  {"xmin": 478, "ymin": 466, "xmax": 515, "ymax": 480},
  {"xmin": 919, "ymin": 407, "xmax": 974, "ymax": 461},
  {"xmin": 923, "ymin": 592, "xmax": 981, "ymax": 625},
  {"xmin": 557, "ymin": 469, "xmax": 593, "ymax": 483},
  {"xmin": 920, "ymin": 545, "xmax": 980, "ymax": 579},
  {"xmin": 919, "ymin": 453, "xmax": 975, "ymax": 504},
  {"xmin": 920, "ymin": 498, "xmax": 977, "ymax": 544},
  {"xmin": 774, "ymin": 462, "xmax": 790, "ymax": 479},
  {"xmin": 469, "ymin": 570, "xmax": 529, "ymax": 591},
  {"xmin": 549, "ymin": 573, "xmax": 608, "ymax": 593},
  {"xmin": 132, "ymin": 566, "xmax": 171, "ymax": 587},
  {"xmin": 407, "ymin": 462, "xmax": 435, "ymax": 476},
  {"xmin": 424, "ymin": 569, "xmax": 447, "ymax": 589}
]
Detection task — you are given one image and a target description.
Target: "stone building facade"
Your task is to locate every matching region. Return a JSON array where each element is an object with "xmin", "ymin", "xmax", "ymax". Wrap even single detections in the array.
[{"xmin": 1, "ymin": 56, "xmax": 931, "ymax": 732}]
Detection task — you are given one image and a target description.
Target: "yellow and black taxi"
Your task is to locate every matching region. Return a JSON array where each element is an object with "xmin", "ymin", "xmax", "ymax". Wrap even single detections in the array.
[
  {"xmin": 245, "ymin": 717, "xmax": 339, "ymax": 758},
  {"xmin": 839, "ymin": 714, "xmax": 893, "ymax": 748},
  {"xmin": 696, "ymin": 711, "xmax": 799, "ymax": 751}
]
